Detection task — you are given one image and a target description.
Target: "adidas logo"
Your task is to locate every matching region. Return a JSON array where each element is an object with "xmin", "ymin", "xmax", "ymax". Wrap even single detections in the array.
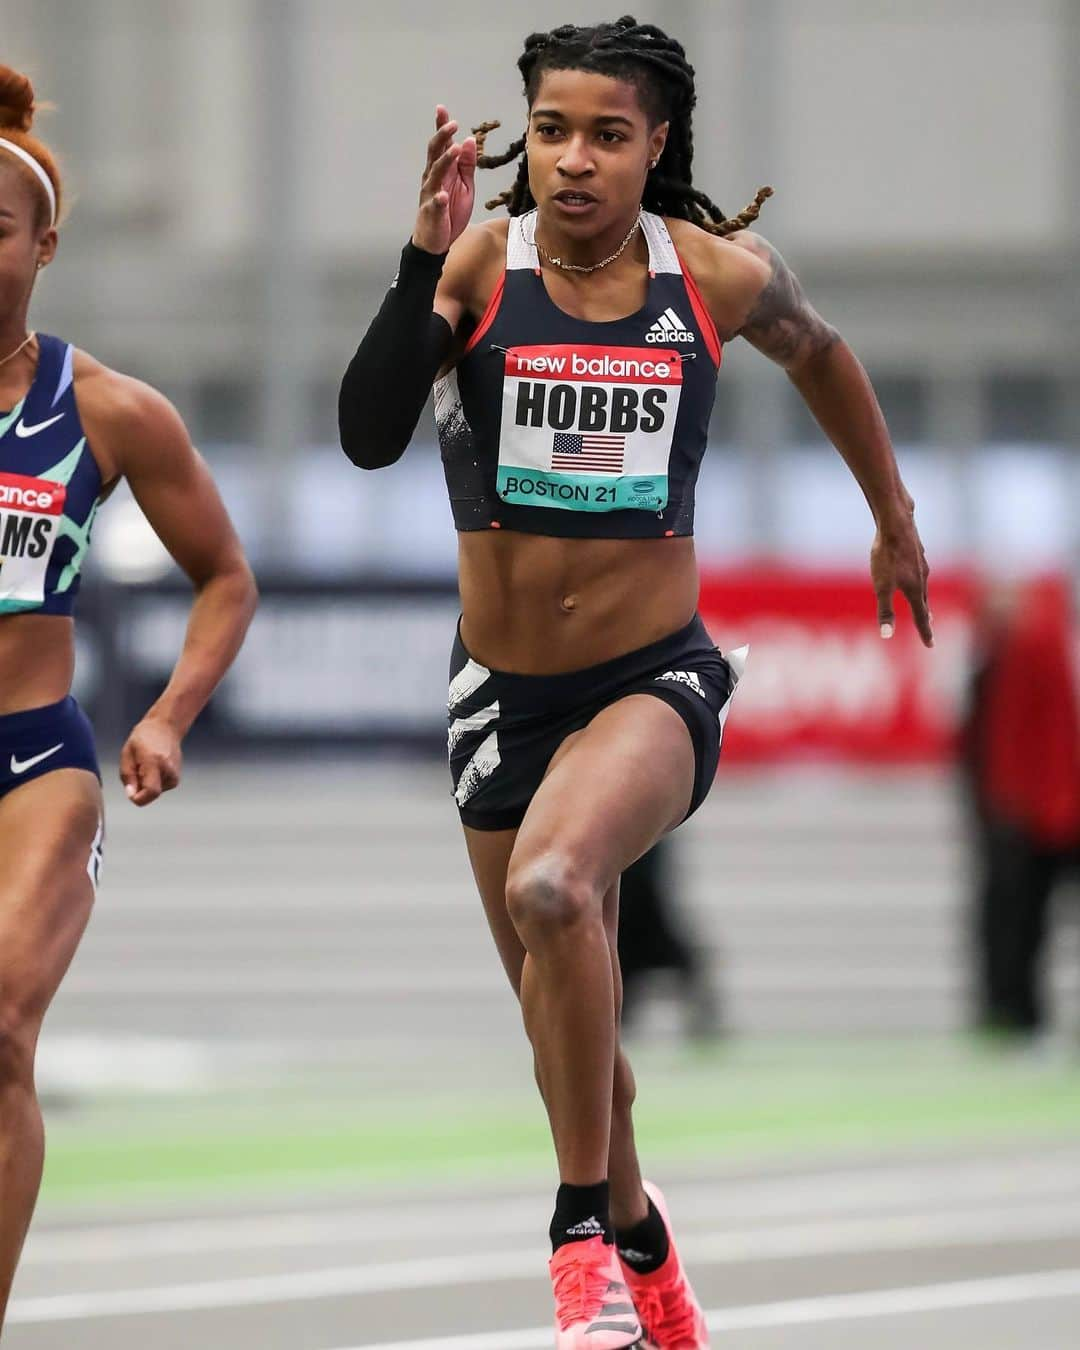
[
  {"xmin": 645, "ymin": 307, "xmax": 696, "ymax": 344},
  {"xmin": 657, "ymin": 670, "xmax": 706, "ymax": 697},
  {"xmin": 566, "ymin": 1215, "xmax": 605, "ymax": 1237},
  {"xmin": 616, "ymin": 1246, "xmax": 652, "ymax": 1264}
]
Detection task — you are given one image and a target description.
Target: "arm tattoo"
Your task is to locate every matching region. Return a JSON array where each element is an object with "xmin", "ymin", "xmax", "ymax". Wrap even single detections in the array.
[{"xmin": 735, "ymin": 236, "xmax": 838, "ymax": 371}]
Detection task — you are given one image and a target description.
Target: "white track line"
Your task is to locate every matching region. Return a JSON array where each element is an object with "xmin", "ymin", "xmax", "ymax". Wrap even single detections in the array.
[
  {"xmin": 6, "ymin": 1252, "xmax": 540, "ymax": 1324},
  {"xmin": 24, "ymin": 1201, "xmax": 542, "ymax": 1265},
  {"xmin": 333, "ymin": 1270, "xmax": 1080, "ymax": 1350},
  {"xmin": 91, "ymin": 878, "xmax": 955, "ymax": 914},
  {"xmin": 58, "ymin": 965, "xmax": 989, "ymax": 996},
  {"xmin": 22, "ymin": 1182, "xmax": 1080, "ymax": 1267},
  {"xmin": 10, "ymin": 1203, "xmax": 1080, "ymax": 1324},
  {"xmin": 27, "ymin": 1154, "xmax": 1080, "ymax": 1264}
]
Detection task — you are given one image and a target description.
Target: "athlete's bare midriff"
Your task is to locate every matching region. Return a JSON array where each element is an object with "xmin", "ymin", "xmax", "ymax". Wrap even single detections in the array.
[
  {"xmin": 0, "ymin": 614, "xmax": 74, "ymax": 714},
  {"xmin": 457, "ymin": 530, "xmax": 699, "ymax": 674}
]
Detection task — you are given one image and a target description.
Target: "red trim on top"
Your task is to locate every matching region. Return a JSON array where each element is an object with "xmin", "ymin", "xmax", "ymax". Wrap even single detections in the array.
[
  {"xmin": 463, "ymin": 272, "xmax": 506, "ymax": 355},
  {"xmin": 675, "ymin": 248, "xmax": 722, "ymax": 370}
]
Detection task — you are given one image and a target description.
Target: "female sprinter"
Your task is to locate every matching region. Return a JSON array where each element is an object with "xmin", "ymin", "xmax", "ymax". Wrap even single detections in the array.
[
  {"xmin": 339, "ymin": 18, "xmax": 931, "ymax": 1348},
  {"xmin": 0, "ymin": 66, "xmax": 256, "ymax": 1325}
]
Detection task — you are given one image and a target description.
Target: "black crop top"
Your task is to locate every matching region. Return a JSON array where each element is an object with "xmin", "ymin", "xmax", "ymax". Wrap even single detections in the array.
[{"xmin": 434, "ymin": 210, "xmax": 723, "ymax": 538}]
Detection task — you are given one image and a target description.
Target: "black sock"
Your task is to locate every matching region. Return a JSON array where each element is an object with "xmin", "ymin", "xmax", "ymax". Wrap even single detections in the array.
[
  {"xmin": 550, "ymin": 1180, "xmax": 612, "ymax": 1252},
  {"xmin": 615, "ymin": 1197, "xmax": 670, "ymax": 1274}
]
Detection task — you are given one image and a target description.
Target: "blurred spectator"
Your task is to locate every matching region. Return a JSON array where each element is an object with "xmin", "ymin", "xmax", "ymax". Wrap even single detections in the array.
[
  {"xmin": 618, "ymin": 839, "xmax": 722, "ymax": 1040},
  {"xmin": 963, "ymin": 576, "xmax": 1080, "ymax": 1037}
]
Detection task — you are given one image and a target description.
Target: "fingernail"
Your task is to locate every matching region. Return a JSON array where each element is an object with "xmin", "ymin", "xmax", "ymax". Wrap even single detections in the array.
[
  {"xmin": 880, "ymin": 623, "xmax": 894, "ymax": 639},
  {"xmin": 124, "ymin": 783, "xmax": 136, "ymax": 799}
]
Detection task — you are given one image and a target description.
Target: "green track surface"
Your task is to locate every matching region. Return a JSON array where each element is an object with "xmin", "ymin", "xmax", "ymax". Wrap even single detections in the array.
[{"xmin": 39, "ymin": 1037, "xmax": 1080, "ymax": 1210}]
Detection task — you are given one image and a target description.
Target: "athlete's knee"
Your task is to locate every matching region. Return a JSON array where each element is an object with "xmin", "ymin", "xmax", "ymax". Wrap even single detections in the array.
[
  {"xmin": 505, "ymin": 854, "xmax": 600, "ymax": 940},
  {"xmin": 0, "ymin": 999, "xmax": 38, "ymax": 1093}
]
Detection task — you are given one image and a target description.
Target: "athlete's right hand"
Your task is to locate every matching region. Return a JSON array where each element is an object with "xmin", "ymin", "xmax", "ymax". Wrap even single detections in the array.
[
  {"xmin": 412, "ymin": 106, "xmax": 477, "ymax": 256},
  {"xmin": 119, "ymin": 715, "xmax": 182, "ymax": 808}
]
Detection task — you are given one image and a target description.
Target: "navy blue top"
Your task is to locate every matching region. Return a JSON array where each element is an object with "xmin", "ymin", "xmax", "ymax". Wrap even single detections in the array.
[{"xmin": 0, "ymin": 334, "xmax": 103, "ymax": 616}]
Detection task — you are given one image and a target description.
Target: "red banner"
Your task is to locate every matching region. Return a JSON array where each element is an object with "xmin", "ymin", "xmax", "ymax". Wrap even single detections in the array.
[{"xmin": 699, "ymin": 568, "xmax": 979, "ymax": 763}]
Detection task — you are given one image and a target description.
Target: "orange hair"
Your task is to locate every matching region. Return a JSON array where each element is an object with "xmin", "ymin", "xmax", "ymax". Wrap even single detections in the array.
[{"xmin": 0, "ymin": 65, "xmax": 63, "ymax": 228}]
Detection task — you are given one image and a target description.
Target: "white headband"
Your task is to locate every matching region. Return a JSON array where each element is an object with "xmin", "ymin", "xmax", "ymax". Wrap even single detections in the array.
[{"xmin": 0, "ymin": 137, "xmax": 57, "ymax": 227}]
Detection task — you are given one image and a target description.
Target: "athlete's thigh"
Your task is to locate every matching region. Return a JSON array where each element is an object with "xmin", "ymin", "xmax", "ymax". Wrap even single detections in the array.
[
  {"xmin": 511, "ymin": 693, "xmax": 695, "ymax": 897},
  {"xmin": 0, "ymin": 769, "xmax": 103, "ymax": 1020},
  {"xmin": 465, "ymin": 824, "xmax": 621, "ymax": 998}
]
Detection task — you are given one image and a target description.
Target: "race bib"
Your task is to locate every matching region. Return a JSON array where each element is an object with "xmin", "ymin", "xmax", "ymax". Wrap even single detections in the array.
[
  {"xmin": 496, "ymin": 344, "xmax": 683, "ymax": 512},
  {"xmin": 0, "ymin": 472, "xmax": 66, "ymax": 611}
]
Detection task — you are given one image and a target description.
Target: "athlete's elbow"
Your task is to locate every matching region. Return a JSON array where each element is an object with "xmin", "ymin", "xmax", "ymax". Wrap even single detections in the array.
[
  {"xmin": 338, "ymin": 429, "xmax": 406, "ymax": 471},
  {"xmin": 337, "ymin": 400, "xmax": 406, "ymax": 470}
]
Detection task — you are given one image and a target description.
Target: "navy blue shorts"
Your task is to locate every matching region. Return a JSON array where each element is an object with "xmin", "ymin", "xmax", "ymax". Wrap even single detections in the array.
[
  {"xmin": 448, "ymin": 614, "xmax": 742, "ymax": 832},
  {"xmin": 0, "ymin": 696, "xmax": 101, "ymax": 801}
]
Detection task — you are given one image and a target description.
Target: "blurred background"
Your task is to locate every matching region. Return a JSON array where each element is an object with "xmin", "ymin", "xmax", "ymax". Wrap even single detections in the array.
[{"xmin": 4, "ymin": 2, "xmax": 1080, "ymax": 1347}]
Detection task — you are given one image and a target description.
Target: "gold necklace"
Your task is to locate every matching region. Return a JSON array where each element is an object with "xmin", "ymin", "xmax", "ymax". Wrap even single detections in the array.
[
  {"xmin": 533, "ymin": 209, "xmax": 642, "ymax": 273},
  {"xmin": 0, "ymin": 331, "xmax": 34, "ymax": 370}
]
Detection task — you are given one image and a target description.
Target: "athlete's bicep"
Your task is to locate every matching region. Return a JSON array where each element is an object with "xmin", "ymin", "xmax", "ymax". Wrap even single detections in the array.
[
  {"xmin": 117, "ymin": 386, "xmax": 247, "ymax": 586},
  {"xmin": 432, "ymin": 284, "xmax": 466, "ymax": 335},
  {"xmin": 729, "ymin": 234, "xmax": 838, "ymax": 373},
  {"xmin": 432, "ymin": 225, "xmax": 500, "ymax": 345}
]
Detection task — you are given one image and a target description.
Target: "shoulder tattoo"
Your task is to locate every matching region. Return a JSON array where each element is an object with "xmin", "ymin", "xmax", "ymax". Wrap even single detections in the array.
[{"xmin": 735, "ymin": 235, "xmax": 838, "ymax": 370}]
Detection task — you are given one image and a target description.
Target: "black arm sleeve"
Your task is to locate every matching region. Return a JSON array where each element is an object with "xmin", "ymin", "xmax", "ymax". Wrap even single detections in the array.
[{"xmin": 338, "ymin": 242, "xmax": 454, "ymax": 469}]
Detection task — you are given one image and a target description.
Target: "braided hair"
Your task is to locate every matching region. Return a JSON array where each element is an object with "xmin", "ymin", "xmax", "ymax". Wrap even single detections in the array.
[{"xmin": 473, "ymin": 16, "xmax": 771, "ymax": 237}]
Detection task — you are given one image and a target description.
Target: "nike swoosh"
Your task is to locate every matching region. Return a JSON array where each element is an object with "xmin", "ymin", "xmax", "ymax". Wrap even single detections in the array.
[
  {"xmin": 14, "ymin": 413, "xmax": 65, "ymax": 438},
  {"xmin": 10, "ymin": 743, "xmax": 65, "ymax": 775}
]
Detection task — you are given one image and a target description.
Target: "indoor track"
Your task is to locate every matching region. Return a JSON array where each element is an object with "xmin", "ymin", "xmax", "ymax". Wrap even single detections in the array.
[{"xmin": 10, "ymin": 762, "xmax": 1080, "ymax": 1348}]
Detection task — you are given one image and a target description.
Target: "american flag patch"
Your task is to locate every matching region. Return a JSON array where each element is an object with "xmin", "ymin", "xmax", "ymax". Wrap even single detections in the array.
[{"xmin": 551, "ymin": 432, "xmax": 626, "ymax": 473}]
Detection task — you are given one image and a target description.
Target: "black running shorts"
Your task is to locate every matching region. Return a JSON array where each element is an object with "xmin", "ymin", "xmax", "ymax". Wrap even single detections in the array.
[{"xmin": 448, "ymin": 614, "xmax": 740, "ymax": 831}]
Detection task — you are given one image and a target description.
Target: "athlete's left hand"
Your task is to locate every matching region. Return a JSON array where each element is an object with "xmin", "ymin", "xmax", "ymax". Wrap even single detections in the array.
[
  {"xmin": 119, "ymin": 717, "xmax": 183, "ymax": 807},
  {"xmin": 870, "ymin": 502, "xmax": 933, "ymax": 648}
]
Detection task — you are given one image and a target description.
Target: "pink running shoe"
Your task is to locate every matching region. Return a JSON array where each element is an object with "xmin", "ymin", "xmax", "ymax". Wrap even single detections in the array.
[
  {"xmin": 617, "ymin": 1182, "xmax": 708, "ymax": 1349},
  {"xmin": 550, "ymin": 1234, "xmax": 644, "ymax": 1348}
]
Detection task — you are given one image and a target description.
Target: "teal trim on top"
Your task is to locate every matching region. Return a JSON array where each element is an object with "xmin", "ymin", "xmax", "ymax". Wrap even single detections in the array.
[
  {"xmin": 497, "ymin": 466, "xmax": 669, "ymax": 513},
  {"xmin": 39, "ymin": 438, "xmax": 89, "ymax": 487},
  {"xmin": 43, "ymin": 436, "xmax": 101, "ymax": 595},
  {"xmin": 54, "ymin": 497, "xmax": 100, "ymax": 595},
  {"xmin": 0, "ymin": 400, "xmax": 25, "ymax": 439}
]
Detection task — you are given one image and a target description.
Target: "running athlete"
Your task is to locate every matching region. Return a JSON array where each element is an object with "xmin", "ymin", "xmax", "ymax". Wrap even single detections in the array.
[
  {"xmin": 0, "ymin": 67, "xmax": 256, "ymax": 1325},
  {"xmin": 339, "ymin": 18, "xmax": 931, "ymax": 1348}
]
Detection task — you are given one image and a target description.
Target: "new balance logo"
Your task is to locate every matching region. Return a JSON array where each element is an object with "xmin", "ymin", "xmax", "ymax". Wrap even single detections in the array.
[
  {"xmin": 566, "ymin": 1216, "xmax": 605, "ymax": 1237},
  {"xmin": 657, "ymin": 670, "xmax": 706, "ymax": 697},
  {"xmin": 645, "ymin": 307, "xmax": 695, "ymax": 344}
]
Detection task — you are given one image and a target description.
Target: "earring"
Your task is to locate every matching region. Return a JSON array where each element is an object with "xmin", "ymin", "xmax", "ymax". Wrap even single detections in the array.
[{"xmin": 649, "ymin": 160, "xmax": 658, "ymax": 169}]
